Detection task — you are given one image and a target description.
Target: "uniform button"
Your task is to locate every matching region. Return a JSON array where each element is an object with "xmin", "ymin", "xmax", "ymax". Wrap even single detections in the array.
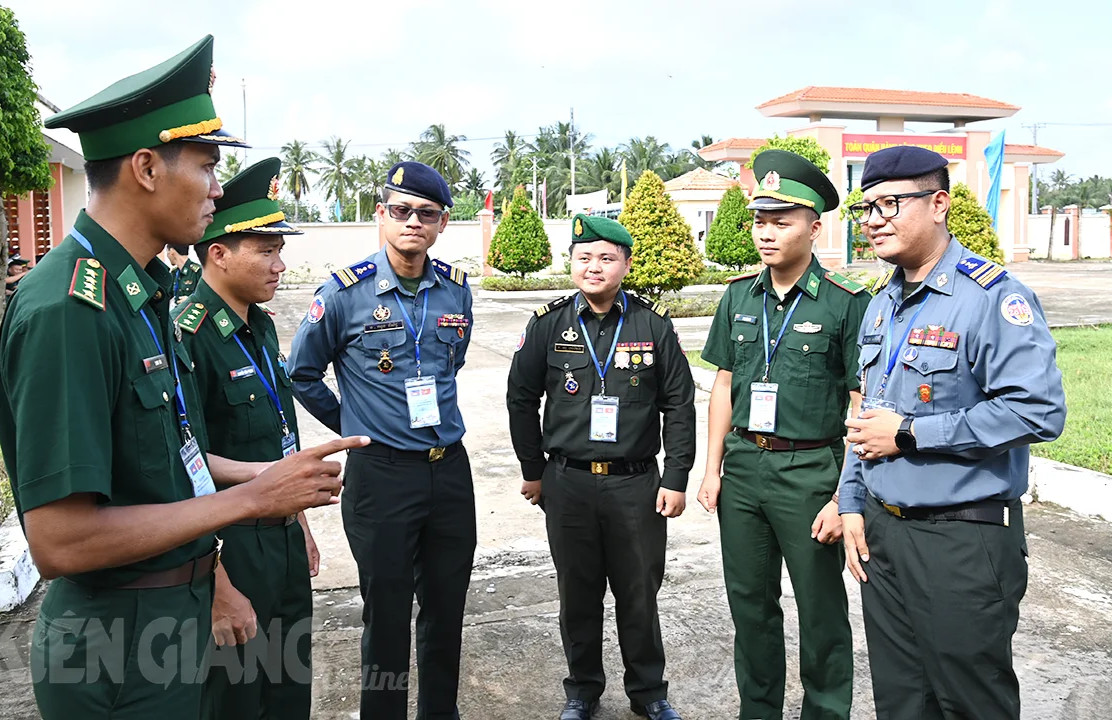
[
  {"xmin": 162, "ymin": 391, "xmax": 169, "ymax": 402},
  {"xmin": 737, "ymin": 334, "xmax": 744, "ymax": 342},
  {"xmin": 564, "ymin": 363, "xmax": 570, "ymax": 369},
  {"xmin": 920, "ymin": 362, "xmax": 928, "ymax": 371},
  {"xmin": 770, "ymin": 339, "xmax": 777, "ymax": 347},
  {"xmin": 250, "ymin": 393, "xmax": 256, "ymax": 402},
  {"xmin": 802, "ymin": 344, "xmax": 810, "ymax": 352},
  {"xmin": 153, "ymin": 291, "xmax": 163, "ymax": 301},
  {"xmin": 897, "ymin": 316, "xmax": 905, "ymax": 323}
]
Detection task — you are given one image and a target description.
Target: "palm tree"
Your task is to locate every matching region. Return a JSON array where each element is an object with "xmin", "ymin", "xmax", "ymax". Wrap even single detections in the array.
[
  {"xmin": 690, "ymin": 134, "xmax": 720, "ymax": 170},
  {"xmin": 1049, "ymin": 169, "xmax": 1072, "ymax": 192},
  {"xmin": 460, "ymin": 168, "xmax": 486, "ymax": 198},
  {"xmin": 581, "ymin": 147, "xmax": 620, "ymax": 201},
  {"xmin": 620, "ymin": 136, "xmax": 671, "ymax": 180},
  {"xmin": 216, "ymin": 152, "xmax": 243, "ymax": 184},
  {"xmin": 381, "ymin": 147, "xmax": 410, "ymax": 169},
  {"xmin": 280, "ymin": 140, "xmax": 318, "ymax": 222},
  {"xmin": 317, "ymin": 136, "xmax": 355, "ymax": 220},
  {"xmin": 490, "ymin": 130, "xmax": 533, "ymax": 192},
  {"xmin": 663, "ymin": 151, "xmax": 696, "ymax": 180},
  {"xmin": 412, "ymin": 124, "xmax": 471, "ymax": 186}
]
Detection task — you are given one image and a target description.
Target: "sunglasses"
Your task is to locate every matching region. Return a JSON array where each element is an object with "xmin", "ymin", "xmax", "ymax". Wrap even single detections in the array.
[{"xmin": 384, "ymin": 204, "xmax": 445, "ymax": 224}]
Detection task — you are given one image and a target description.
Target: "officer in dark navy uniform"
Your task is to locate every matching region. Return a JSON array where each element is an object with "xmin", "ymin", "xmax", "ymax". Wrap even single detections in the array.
[
  {"xmin": 838, "ymin": 146, "xmax": 1067, "ymax": 720},
  {"xmin": 288, "ymin": 161, "xmax": 475, "ymax": 720},
  {"xmin": 507, "ymin": 214, "xmax": 695, "ymax": 720}
]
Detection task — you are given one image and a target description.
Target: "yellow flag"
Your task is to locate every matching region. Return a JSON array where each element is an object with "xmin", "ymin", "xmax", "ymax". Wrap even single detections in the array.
[{"xmin": 620, "ymin": 158, "xmax": 628, "ymax": 205}]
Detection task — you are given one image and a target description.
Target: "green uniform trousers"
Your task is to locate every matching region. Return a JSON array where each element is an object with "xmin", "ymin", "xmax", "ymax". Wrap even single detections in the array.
[
  {"xmin": 32, "ymin": 573, "xmax": 212, "ymax": 719},
  {"xmin": 203, "ymin": 521, "xmax": 313, "ymax": 720},
  {"xmin": 542, "ymin": 459, "xmax": 669, "ymax": 708},
  {"xmin": 719, "ymin": 432, "xmax": 852, "ymax": 719},
  {"xmin": 861, "ymin": 498, "xmax": 1027, "ymax": 720}
]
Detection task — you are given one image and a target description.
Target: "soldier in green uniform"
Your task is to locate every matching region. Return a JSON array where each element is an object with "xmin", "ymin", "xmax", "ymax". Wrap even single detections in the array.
[
  {"xmin": 174, "ymin": 157, "xmax": 317, "ymax": 719},
  {"xmin": 507, "ymin": 215, "xmax": 695, "ymax": 720},
  {"xmin": 697, "ymin": 151, "xmax": 872, "ymax": 719},
  {"xmin": 0, "ymin": 36, "xmax": 366, "ymax": 720},
  {"xmin": 167, "ymin": 243, "xmax": 203, "ymax": 304}
]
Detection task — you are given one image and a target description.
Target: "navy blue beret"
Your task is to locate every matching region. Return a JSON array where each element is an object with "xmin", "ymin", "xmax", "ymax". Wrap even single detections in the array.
[
  {"xmin": 860, "ymin": 146, "xmax": 949, "ymax": 190},
  {"xmin": 384, "ymin": 161, "xmax": 453, "ymax": 208}
]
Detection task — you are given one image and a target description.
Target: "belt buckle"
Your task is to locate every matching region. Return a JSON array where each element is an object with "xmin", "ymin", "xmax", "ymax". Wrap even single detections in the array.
[
  {"xmin": 285, "ymin": 514, "xmax": 297, "ymax": 526},
  {"xmin": 591, "ymin": 461, "xmax": 609, "ymax": 475},
  {"xmin": 428, "ymin": 447, "xmax": 445, "ymax": 462},
  {"xmin": 882, "ymin": 502, "xmax": 904, "ymax": 518},
  {"xmin": 755, "ymin": 434, "xmax": 773, "ymax": 450}
]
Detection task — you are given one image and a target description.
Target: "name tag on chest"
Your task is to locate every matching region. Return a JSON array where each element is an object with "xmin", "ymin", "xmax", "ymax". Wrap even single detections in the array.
[
  {"xmin": 142, "ymin": 354, "xmax": 168, "ymax": 374},
  {"xmin": 229, "ymin": 366, "xmax": 256, "ymax": 381}
]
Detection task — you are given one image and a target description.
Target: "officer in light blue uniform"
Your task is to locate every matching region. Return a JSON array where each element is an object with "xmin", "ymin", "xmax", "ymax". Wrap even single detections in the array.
[
  {"xmin": 288, "ymin": 161, "xmax": 475, "ymax": 720},
  {"xmin": 837, "ymin": 146, "xmax": 1066, "ymax": 720}
]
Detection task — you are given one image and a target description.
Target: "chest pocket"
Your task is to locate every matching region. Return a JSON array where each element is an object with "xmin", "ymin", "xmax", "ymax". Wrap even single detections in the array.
[
  {"xmin": 130, "ymin": 370, "xmax": 177, "ymax": 482},
  {"xmin": 547, "ymin": 348, "xmax": 592, "ymax": 402},
  {"xmin": 435, "ymin": 326, "xmax": 465, "ymax": 374},
  {"xmin": 222, "ymin": 377, "xmax": 277, "ymax": 445},
  {"xmin": 904, "ymin": 347, "xmax": 960, "ymax": 411},
  {"xmin": 360, "ymin": 329, "xmax": 408, "ymax": 379},
  {"xmin": 731, "ymin": 321, "xmax": 760, "ymax": 373},
  {"xmin": 775, "ymin": 333, "xmax": 830, "ymax": 388}
]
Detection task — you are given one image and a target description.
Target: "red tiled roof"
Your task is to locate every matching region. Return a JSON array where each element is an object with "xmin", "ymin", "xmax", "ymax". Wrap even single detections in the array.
[
  {"xmin": 698, "ymin": 137, "xmax": 767, "ymax": 153},
  {"xmin": 758, "ymin": 86, "xmax": 1019, "ymax": 111},
  {"xmin": 663, "ymin": 168, "xmax": 739, "ymax": 192},
  {"xmin": 1004, "ymin": 143, "xmax": 1064, "ymax": 158}
]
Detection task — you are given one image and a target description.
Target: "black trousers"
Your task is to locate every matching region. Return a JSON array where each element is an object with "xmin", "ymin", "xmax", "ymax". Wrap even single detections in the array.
[
  {"xmin": 342, "ymin": 443, "xmax": 477, "ymax": 720},
  {"xmin": 543, "ymin": 459, "xmax": 669, "ymax": 707},
  {"xmin": 861, "ymin": 498, "xmax": 1027, "ymax": 720}
]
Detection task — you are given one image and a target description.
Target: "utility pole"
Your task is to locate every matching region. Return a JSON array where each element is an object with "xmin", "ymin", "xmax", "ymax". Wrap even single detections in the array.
[
  {"xmin": 1022, "ymin": 122, "xmax": 1047, "ymax": 214},
  {"xmin": 569, "ymin": 107, "xmax": 576, "ymax": 196},
  {"xmin": 532, "ymin": 156, "xmax": 539, "ymax": 211},
  {"xmin": 241, "ymin": 78, "xmax": 248, "ymax": 163}
]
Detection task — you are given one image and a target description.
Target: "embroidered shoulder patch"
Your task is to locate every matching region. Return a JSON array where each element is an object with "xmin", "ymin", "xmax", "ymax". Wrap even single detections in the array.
[
  {"xmin": 174, "ymin": 302, "xmax": 209, "ymax": 334},
  {"xmin": 1000, "ymin": 293, "xmax": 1034, "ymax": 326},
  {"xmin": 68, "ymin": 258, "xmax": 106, "ymax": 310}
]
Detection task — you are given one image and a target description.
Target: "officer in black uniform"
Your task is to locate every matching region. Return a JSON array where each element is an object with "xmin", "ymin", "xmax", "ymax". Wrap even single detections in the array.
[{"xmin": 507, "ymin": 214, "xmax": 695, "ymax": 720}]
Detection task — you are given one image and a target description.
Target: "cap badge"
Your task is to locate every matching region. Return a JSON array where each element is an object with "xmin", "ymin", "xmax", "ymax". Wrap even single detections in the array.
[
  {"xmin": 392, "ymin": 167, "xmax": 405, "ymax": 185},
  {"xmin": 762, "ymin": 170, "xmax": 781, "ymax": 192},
  {"xmin": 267, "ymin": 176, "xmax": 280, "ymax": 201},
  {"xmin": 574, "ymin": 218, "xmax": 584, "ymax": 236},
  {"xmin": 208, "ymin": 67, "xmax": 217, "ymax": 94}
]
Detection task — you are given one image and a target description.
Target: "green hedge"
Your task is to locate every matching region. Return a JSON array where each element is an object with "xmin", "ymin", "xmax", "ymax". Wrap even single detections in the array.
[{"xmin": 479, "ymin": 275, "xmax": 576, "ymax": 291}]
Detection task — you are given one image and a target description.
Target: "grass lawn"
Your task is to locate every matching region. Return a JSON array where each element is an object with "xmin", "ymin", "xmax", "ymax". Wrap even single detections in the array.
[
  {"xmin": 683, "ymin": 325, "xmax": 1111, "ymax": 476},
  {"xmin": 685, "ymin": 349, "xmax": 718, "ymax": 372}
]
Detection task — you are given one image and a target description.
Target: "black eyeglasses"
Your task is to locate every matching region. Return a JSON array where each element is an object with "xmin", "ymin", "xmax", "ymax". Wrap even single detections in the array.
[
  {"xmin": 384, "ymin": 204, "xmax": 445, "ymax": 224},
  {"xmin": 847, "ymin": 190, "xmax": 940, "ymax": 225}
]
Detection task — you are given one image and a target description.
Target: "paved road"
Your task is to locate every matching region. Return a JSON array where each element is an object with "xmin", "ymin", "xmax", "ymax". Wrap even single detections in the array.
[{"xmin": 1, "ymin": 260, "xmax": 1110, "ymax": 719}]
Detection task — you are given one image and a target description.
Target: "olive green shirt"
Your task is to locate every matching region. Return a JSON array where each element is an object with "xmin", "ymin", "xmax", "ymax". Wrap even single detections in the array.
[
  {"xmin": 177, "ymin": 279, "xmax": 300, "ymax": 463},
  {"xmin": 173, "ymin": 260, "xmax": 202, "ymax": 300},
  {"xmin": 0, "ymin": 211, "xmax": 214, "ymax": 586},
  {"xmin": 701, "ymin": 256, "xmax": 872, "ymax": 440}
]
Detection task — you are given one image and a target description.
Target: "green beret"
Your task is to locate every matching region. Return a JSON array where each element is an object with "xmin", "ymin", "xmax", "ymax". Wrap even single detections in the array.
[
  {"xmin": 202, "ymin": 157, "xmax": 302, "ymax": 243},
  {"xmin": 44, "ymin": 35, "xmax": 248, "ymax": 161},
  {"xmin": 571, "ymin": 213, "xmax": 633, "ymax": 248},
  {"xmin": 748, "ymin": 149, "xmax": 840, "ymax": 215}
]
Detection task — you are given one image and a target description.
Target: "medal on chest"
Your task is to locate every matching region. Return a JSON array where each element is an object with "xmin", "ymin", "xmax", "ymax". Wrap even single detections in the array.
[
  {"xmin": 564, "ymin": 372, "xmax": 579, "ymax": 395},
  {"xmin": 378, "ymin": 349, "xmax": 394, "ymax": 373},
  {"xmin": 373, "ymin": 304, "xmax": 391, "ymax": 321}
]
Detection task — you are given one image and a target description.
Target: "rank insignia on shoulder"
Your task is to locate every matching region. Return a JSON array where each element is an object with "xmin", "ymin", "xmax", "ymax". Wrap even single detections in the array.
[
  {"xmin": 431, "ymin": 258, "xmax": 467, "ymax": 286},
  {"xmin": 824, "ymin": 271, "xmax": 867, "ymax": 294},
  {"xmin": 257, "ymin": 302, "xmax": 276, "ymax": 316},
  {"xmin": 628, "ymin": 293, "xmax": 668, "ymax": 317},
  {"xmin": 534, "ymin": 295, "xmax": 572, "ymax": 317},
  {"xmin": 727, "ymin": 270, "xmax": 760, "ymax": 283},
  {"xmin": 332, "ymin": 260, "xmax": 377, "ymax": 289},
  {"xmin": 872, "ymin": 269, "xmax": 895, "ymax": 293},
  {"xmin": 956, "ymin": 256, "xmax": 1007, "ymax": 290},
  {"xmin": 69, "ymin": 258, "xmax": 106, "ymax": 310},
  {"xmin": 175, "ymin": 302, "xmax": 209, "ymax": 334}
]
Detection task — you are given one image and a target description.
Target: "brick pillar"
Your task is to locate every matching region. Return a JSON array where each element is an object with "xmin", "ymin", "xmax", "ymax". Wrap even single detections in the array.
[
  {"xmin": 1063, "ymin": 205, "xmax": 1081, "ymax": 260},
  {"xmin": 477, "ymin": 208, "xmax": 494, "ymax": 276}
]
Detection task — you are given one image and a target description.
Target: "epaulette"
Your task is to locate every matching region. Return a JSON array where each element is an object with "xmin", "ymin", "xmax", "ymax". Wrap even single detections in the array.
[
  {"xmin": 432, "ymin": 258, "xmax": 468, "ymax": 286},
  {"xmin": 68, "ymin": 258, "xmax": 106, "ymax": 311},
  {"xmin": 257, "ymin": 302, "xmax": 275, "ymax": 316},
  {"xmin": 174, "ymin": 302, "xmax": 209, "ymax": 334},
  {"xmin": 727, "ymin": 270, "xmax": 760, "ymax": 283},
  {"xmin": 872, "ymin": 269, "xmax": 895, "ymax": 293},
  {"xmin": 533, "ymin": 294, "xmax": 573, "ymax": 318},
  {"xmin": 955, "ymin": 256, "xmax": 1007, "ymax": 290},
  {"xmin": 187, "ymin": 261, "xmax": 202, "ymax": 273},
  {"xmin": 824, "ymin": 271, "xmax": 867, "ymax": 294},
  {"xmin": 629, "ymin": 293, "xmax": 669, "ymax": 317},
  {"xmin": 331, "ymin": 260, "xmax": 377, "ymax": 290}
]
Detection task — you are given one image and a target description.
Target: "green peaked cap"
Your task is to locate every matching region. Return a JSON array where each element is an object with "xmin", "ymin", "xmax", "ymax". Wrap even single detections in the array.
[
  {"xmin": 571, "ymin": 213, "xmax": 633, "ymax": 248},
  {"xmin": 202, "ymin": 157, "xmax": 302, "ymax": 242},
  {"xmin": 748, "ymin": 149, "xmax": 840, "ymax": 215},
  {"xmin": 44, "ymin": 35, "xmax": 248, "ymax": 161}
]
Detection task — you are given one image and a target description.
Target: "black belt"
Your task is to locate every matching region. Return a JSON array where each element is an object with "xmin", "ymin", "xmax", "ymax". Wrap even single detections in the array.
[
  {"xmin": 734, "ymin": 429, "xmax": 837, "ymax": 452},
  {"xmin": 112, "ymin": 549, "xmax": 219, "ymax": 590},
  {"xmin": 555, "ymin": 456, "xmax": 655, "ymax": 476},
  {"xmin": 351, "ymin": 441, "xmax": 462, "ymax": 463},
  {"xmin": 875, "ymin": 496, "xmax": 1015, "ymax": 526}
]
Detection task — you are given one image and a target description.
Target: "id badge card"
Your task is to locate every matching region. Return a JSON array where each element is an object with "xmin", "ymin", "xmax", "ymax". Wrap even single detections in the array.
[
  {"xmin": 589, "ymin": 395, "xmax": 619, "ymax": 442},
  {"xmin": 281, "ymin": 432, "xmax": 298, "ymax": 457},
  {"xmin": 180, "ymin": 437, "xmax": 216, "ymax": 497},
  {"xmin": 861, "ymin": 396, "xmax": 897, "ymax": 414},
  {"xmin": 747, "ymin": 382, "xmax": 779, "ymax": 433},
  {"xmin": 405, "ymin": 375, "xmax": 441, "ymax": 429}
]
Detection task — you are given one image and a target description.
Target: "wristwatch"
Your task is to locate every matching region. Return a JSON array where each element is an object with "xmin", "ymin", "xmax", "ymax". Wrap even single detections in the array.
[{"xmin": 895, "ymin": 415, "xmax": 917, "ymax": 454}]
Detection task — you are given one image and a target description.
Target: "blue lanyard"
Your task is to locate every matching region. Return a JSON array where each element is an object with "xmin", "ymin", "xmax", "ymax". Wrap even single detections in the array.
[
  {"xmin": 233, "ymin": 335, "xmax": 290, "ymax": 435},
  {"xmin": 761, "ymin": 292, "xmax": 803, "ymax": 382},
  {"xmin": 577, "ymin": 291, "xmax": 626, "ymax": 395},
  {"xmin": 876, "ymin": 292, "xmax": 931, "ymax": 397},
  {"xmin": 393, "ymin": 289, "xmax": 430, "ymax": 376},
  {"xmin": 71, "ymin": 229, "xmax": 194, "ymax": 439}
]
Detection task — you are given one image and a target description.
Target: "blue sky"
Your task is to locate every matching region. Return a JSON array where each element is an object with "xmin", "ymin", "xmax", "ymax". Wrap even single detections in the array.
[{"xmin": 11, "ymin": 0, "xmax": 1112, "ymax": 194}]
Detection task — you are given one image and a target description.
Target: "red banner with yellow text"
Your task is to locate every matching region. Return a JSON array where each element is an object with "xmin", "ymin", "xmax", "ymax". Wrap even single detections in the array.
[{"xmin": 842, "ymin": 133, "xmax": 967, "ymax": 160}]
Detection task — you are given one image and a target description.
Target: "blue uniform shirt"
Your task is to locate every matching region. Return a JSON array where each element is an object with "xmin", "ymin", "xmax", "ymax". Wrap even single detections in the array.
[
  {"xmin": 839, "ymin": 237, "xmax": 1066, "ymax": 513},
  {"xmin": 288, "ymin": 246, "xmax": 472, "ymax": 450}
]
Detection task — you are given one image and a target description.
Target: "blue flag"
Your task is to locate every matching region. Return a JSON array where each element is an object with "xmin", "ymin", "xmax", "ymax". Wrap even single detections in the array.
[
  {"xmin": 984, "ymin": 131, "xmax": 1006, "ymax": 230},
  {"xmin": 334, "ymin": 198, "xmax": 342, "ymax": 222}
]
